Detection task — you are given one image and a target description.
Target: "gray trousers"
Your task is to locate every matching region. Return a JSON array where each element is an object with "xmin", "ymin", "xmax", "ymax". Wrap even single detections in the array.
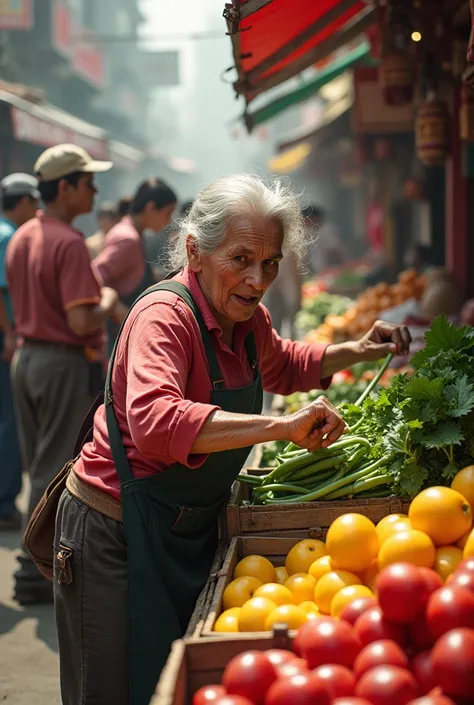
[
  {"xmin": 54, "ymin": 489, "xmax": 129, "ymax": 705},
  {"xmin": 11, "ymin": 344, "xmax": 94, "ymax": 584}
]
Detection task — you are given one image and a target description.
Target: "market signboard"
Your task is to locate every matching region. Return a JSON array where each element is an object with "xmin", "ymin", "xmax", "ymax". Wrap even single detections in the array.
[{"xmin": 0, "ymin": 0, "xmax": 33, "ymax": 29}]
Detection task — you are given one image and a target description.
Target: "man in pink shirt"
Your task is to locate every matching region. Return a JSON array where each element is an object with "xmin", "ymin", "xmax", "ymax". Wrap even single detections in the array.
[{"xmin": 94, "ymin": 178, "xmax": 177, "ymax": 356}]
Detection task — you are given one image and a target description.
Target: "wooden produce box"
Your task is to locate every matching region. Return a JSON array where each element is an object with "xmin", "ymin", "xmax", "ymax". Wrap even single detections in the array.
[
  {"xmin": 226, "ymin": 469, "xmax": 410, "ymax": 539},
  {"xmin": 186, "ymin": 540, "xmax": 229, "ymax": 638},
  {"xmin": 199, "ymin": 535, "xmax": 313, "ymax": 638},
  {"xmin": 153, "ymin": 627, "xmax": 292, "ymax": 705}
]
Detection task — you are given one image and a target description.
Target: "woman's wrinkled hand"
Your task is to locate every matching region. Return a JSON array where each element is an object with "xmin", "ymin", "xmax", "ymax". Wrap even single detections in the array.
[
  {"xmin": 358, "ymin": 320, "xmax": 412, "ymax": 361},
  {"xmin": 283, "ymin": 396, "xmax": 347, "ymax": 452}
]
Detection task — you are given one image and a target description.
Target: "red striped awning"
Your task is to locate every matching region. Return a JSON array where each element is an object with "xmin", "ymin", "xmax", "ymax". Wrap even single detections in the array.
[{"xmin": 224, "ymin": 0, "xmax": 374, "ymax": 103}]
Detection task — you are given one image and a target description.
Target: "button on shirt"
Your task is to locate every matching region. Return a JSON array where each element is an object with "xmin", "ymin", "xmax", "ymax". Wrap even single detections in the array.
[
  {"xmin": 75, "ymin": 267, "xmax": 331, "ymax": 500},
  {"xmin": 0, "ymin": 215, "xmax": 16, "ymax": 323},
  {"xmin": 93, "ymin": 216, "xmax": 146, "ymax": 297},
  {"xmin": 6, "ymin": 214, "xmax": 104, "ymax": 352}
]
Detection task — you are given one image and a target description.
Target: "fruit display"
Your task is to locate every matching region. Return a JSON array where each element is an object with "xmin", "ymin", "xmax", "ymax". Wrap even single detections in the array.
[
  {"xmin": 200, "ymin": 520, "xmax": 474, "ymax": 703},
  {"xmin": 305, "ymin": 269, "xmax": 426, "ymax": 345},
  {"xmin": 240, "ymin": 316, "xmax": 474, "ymax": 503},
  {"xmin": 214, "ymin": 477, "xmax": 474, "ymax": 636},
  {"xmin": 296, "ymin": 292, "xmax": 352, "ymax": 338}
]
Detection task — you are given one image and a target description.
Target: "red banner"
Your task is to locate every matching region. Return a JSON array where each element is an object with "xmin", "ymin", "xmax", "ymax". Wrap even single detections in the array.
[{"xmin": 0, "ymin": 0, "xmax": 32, "ymax": 29}]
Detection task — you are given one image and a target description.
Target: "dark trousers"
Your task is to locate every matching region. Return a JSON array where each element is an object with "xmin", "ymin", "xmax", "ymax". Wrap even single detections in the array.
[
  {"xmin": 0, "ymin": 332, "xmax": 23, "ymax": 517},
  {"xmin": 11, "ymin": 344, "xmax": 94, "ymax": 588},
  {"xmin": 54, "ymin": 489, "xmax": 129, "ymax": 705}
]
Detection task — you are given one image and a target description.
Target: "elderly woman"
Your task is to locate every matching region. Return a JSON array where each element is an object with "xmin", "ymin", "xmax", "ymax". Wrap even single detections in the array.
[{"xmin": 54, "ymin": 175, "xmax": 410, "ymax": 705}]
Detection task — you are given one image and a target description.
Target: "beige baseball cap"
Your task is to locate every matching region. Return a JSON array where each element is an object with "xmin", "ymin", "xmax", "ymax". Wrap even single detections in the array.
[{"xmin": 34, "ymin": 143, "xmax": 113, "ymax": 182}]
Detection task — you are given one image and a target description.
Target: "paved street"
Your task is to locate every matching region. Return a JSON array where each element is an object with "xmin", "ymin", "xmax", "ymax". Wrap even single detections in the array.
[{"xmin": 0, "ymin": 482, "xmax": 59, "ymax": 704}]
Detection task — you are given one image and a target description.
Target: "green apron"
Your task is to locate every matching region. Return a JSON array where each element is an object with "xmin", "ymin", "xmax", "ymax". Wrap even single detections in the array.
[
  {"xmin": 106, "ymin": 246, "xmax": 155, "ymax": 358},
  {"xmin": 104, "ymin": 280, "xmax": 263, "ymax": 705}
]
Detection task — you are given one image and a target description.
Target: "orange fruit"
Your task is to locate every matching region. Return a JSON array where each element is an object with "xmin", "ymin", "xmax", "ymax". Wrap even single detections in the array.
[
  {"xmin": 326, "ymin": 514, "xmax": 379, "ymax": 572},
  {"xmin": 309, "ymin": 555, "xmax": 333, "ymax": 582},
  {"xmin": 254, "ymin": 583, "xmax": 294, "ymax": 606},
  {"xmin": 451, "ymin": 466, "xmax": 474, "ymax": 507},
  {"xmin": 238, "ymin": 597, "xmax": 277, "ymax": 632},
  {"xmin": 376, "ymin": 514, "xmax": 412, "ymax": 545},
  {"xmin": 285, "ymin": 539, "xmax": 327, "ymax": 576},
  {"xmin": 434, "ymin": 545, "xmax": 463, "ymax": 582},
  {"xmin": 284, "ymin": 573, "xmax": 317, "ymax": 604},
  {"xmin": 463, "ymin": 528, "xmax": 474, "ymax": 559},
  {"xmin": 378, "ymin": 529, "xmax": 436, "ymax": 570},
  {"xmin": 275, "ymin": 566, "xmax": 289, "ymax": 585},
  {"xmin": 234, "ymin": 555, "xmax": 276, "ymax": 584},
  {"xmin": 360, "ymin": 559, "xmax": 379, "ymax": 591},
  {"xmin": 299, "ymin": 601, "xmax": 321, "ymax": 617},
  {"xmin": 264, "ymin": 604, "xmax": 308, "ymax": 631},
  {"xmin": 223, "ymin": 577, "xmax": 263, "ymax": 609},
  {"xmin": 330, "ymin": 584, "xmax": 374, "ymax": 619},
  {"xmin": 408, "ymin": 486, "xmax": 472, "ymax": 546},
  {"xmin": 314, "ymin": 570, "xmax": 361, "ymax": 614},
  {"xmin": 214, "ymin": 607, "xmax": 241, "ymax": 632}
]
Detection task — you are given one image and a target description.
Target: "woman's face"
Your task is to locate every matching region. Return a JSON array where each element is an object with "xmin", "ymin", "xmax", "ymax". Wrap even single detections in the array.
[{"xmin": 188, "ymin": 213, "xmax": 283, "ymax": 327}]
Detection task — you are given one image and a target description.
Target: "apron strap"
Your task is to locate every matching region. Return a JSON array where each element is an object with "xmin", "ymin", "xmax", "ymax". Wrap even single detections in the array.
[{"xmin": 104, "ymin": 280, "xmax": 226, "ymax": 485}]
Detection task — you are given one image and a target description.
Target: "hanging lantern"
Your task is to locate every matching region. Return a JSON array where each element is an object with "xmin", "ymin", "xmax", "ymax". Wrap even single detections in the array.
[
  {"xmin": 416, "ymin": 95, "xmax": 450, "ymax": 166},
  {"xmin": 460, "ymin": 84, "xmax": 474, "ymax": 141},
  {"xmin": 379, "ymin": 52, "xmax": 414, "ymax": 106}
]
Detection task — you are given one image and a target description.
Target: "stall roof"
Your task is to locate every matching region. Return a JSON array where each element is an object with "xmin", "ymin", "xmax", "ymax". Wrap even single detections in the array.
[
  {"xmin": 225, "ymin": 0, "xmax": 375, "ymax": 103},
  {"xmin": 0, "ymin": 88, "xmax": 108, "ymax": 160},
  {"xmin": 244, "ymin": 40, "xmax": 370, "ymax": 131}
]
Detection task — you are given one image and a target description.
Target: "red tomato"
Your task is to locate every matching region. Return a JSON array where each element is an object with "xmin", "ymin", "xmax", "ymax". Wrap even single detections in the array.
[
  {"xmin": 376, "ymin": 564, "xmax": 428, "ymax": 624},
  {"xmin": 454, "ymin": 558, "xmax": 474, "ymax": 575},
  {"xmin": 193, "ymin": 686, "xmax": 227, "ymax": 705},
  {"xmin": 354, "ymin": 607, "xmax": 407, "ymax": 648},
  {"xmin": 411, "ymin": 651, "xmax": 437, "ymax": 695},
  {"xmin": 223, "ymin": 651, "xmax": 277, "ymax": 704},
  {"xmin": 312, "ymin": 664, "xmax": 356, "ymax": 698},
  {"xmin": 409, "ymin": 613, "xmax": 436, "ymax": 652},
  {"xmin": 431, "ymin": 627, "xmax": 474, "ymax": 699},
  {"xmin": 299, "ymin": 618, "xmax": 361, "ymax": 669},
  {"xmin": 332, "ymin": 700, "xmax": 373, "ymax": 705},
  {"xmin": 214, "ymin": 698, "xmax": 254, "ymax": 705},
  {"xmin": 418, "ymin": 568, "xmax": 444, "ymax": 597},
  {"xmin": 426, "ymin": 586, "xmax": 474, "ymax": 640},
  {"xmin": 404, "ymin": 696, "xmax": 456, "ymax": 705},
  {"xmin": 353, "ymin": 640, "xmax": 409, "ymax": 678},
  {"xmin": 449, "ymin": 570, "xmax": 474, "ymax": 595},
  {"xmin": 293, "ymin": 619, "xmax": 328, "ymax": 657},
  {"xmin": 340, "ymin": 598, "xmax": 378, "ymax": 627},
  {"xmin": 355, "ymin": 665, "xmax": 419, "ymax": 705},
  {"xmin": 275, "ymin": 661, "xmax": 308, "ymax": 679},
  {"xmin": 264, "ymin": 651, "xmax": 297, "ymax": 669},
  {"xmin": 264, "ymin": 673, "xmax": 331, "ymax": 705}
]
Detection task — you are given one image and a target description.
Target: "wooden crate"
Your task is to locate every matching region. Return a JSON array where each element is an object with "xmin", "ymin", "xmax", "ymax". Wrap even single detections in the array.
[
  {"xmin": 199, "ymin": 535, "xmax": 315, "ymax": 638},
  {"xmin": 152, "ymin": 627, "xmax": 292, "ymax": 705},
  {"xmin": 186, "ymin": 540, "xmax": 229, "ymax": 638},
  {"xmin": 226, "ymin": 470, "xmax": 410, "ymax": 539}
]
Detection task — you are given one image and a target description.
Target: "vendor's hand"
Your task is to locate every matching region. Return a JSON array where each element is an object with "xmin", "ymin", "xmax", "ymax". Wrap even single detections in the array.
[
  {"xmin": 358, "ymin": 320, "xmax": 412, "ymax": 361},
  {"xmin": 2, "ymin": 329, "xmax": 16, "ymax": 363},
  {"xmin": 283, "ymin": 396, "xmax": 347, "ymax": 452}
]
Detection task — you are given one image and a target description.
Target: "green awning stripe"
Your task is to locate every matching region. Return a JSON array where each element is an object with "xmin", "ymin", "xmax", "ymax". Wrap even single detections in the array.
[{"xmin": 246, "ymin": 40, "xmax": 373, "ymax": 130}]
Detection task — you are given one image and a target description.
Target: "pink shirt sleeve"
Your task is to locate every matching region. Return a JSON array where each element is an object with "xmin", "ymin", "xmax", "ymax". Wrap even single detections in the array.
[
  {"xmin": 122, "ymin": 301, "xmax": 220, "ymax": 466},
  {"xmin": 58, "ymin": 238, "xmax": 101, "ymax": 311},
  {"xmin": 94, "ymin": 234, "xmax": 136, "ymax": 290},
  {"xmin": 256, "ymin": 305, "xmax": 332, "ymax": 395}
]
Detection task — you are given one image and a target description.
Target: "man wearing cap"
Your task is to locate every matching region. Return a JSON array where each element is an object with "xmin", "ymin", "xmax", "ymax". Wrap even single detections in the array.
[
  {"xmin": 0, "ymin": 173, "xmax": 39, "ymax": 531},
  {"xmin": 6, "ymin": 144, "xmax": 121, "ymax": 605}
]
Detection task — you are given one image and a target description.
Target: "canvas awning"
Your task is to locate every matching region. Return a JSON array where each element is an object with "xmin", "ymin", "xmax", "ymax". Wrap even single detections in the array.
[
  {"xmin": 1, "ymin": 88, "xmax": 108, "ymax": 160},
  {"xmin": 224, "ymin": 0, "xmax": 375, "ymax": 103},
  {"xmin": 244, "ymin": 40, "xmax": 370, "ymax": 132}
]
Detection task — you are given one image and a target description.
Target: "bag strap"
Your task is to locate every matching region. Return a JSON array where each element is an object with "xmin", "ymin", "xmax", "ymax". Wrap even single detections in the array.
[{"xmin": 104, "ymin": 281, "xmax": 227, "ymax": 485}]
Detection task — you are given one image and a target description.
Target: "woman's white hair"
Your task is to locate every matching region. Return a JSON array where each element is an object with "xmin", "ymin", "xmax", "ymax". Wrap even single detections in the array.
[{"xmin": 167, "ymin": 174, "xmax": 309, "ymax": 271}]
